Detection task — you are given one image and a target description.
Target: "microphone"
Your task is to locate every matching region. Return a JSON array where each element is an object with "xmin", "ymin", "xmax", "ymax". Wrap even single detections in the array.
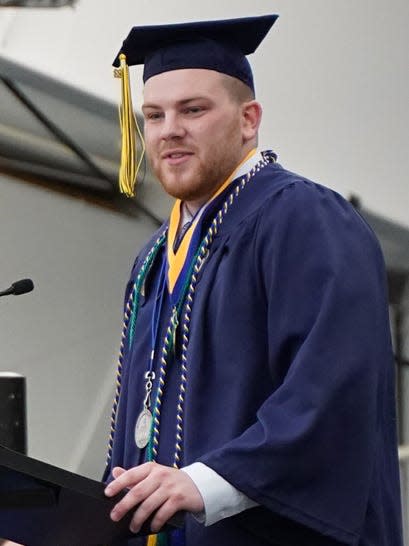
[{"xmin": 0, "ymin": 278, "xmax": 34, "ymax": 297}]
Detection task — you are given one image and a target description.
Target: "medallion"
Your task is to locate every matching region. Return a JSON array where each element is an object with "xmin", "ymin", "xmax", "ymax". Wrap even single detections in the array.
[{"xmin": 135, "ymin": 408, "xmax": 152, "ymax": 448}]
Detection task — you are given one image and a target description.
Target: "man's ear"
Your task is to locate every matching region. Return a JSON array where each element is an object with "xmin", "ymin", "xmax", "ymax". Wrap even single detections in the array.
[{"xmin": 241, "ymin": 100, "xmax": 262, "ymax": 142}]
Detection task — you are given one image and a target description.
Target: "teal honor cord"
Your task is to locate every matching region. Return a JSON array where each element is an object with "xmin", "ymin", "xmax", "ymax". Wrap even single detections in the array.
[{"xmin": 135, "ymin": 257, "xmax": 167, "ymax": 449}]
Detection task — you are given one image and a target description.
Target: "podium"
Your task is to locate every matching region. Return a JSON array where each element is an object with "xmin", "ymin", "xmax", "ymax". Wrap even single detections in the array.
[{"xmin": 0, "ymin": 445, "xmax": 181, "ymax": 545}]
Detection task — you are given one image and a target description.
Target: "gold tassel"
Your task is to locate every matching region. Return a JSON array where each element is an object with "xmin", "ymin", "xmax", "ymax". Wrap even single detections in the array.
[{"xmin": 113, "ymin": 53, "xmax": 145, "ymax": 197}]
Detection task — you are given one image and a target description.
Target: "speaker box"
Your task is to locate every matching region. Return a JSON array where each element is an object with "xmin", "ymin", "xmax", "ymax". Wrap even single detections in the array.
[{"xmin": 0, "ymin": 373, "xmax": 26, "ymax": 454}]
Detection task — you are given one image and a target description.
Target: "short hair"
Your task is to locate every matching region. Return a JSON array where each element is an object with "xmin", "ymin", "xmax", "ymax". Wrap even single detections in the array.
[{"xmin": 221, "ymin": 73, "xmax": 255, "ymax": 104}]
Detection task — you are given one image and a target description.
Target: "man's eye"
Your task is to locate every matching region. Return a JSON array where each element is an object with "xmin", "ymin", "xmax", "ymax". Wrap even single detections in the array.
[
  {"xmin": 183, "ymin": 106, "xmax": 204, "ymax": 115},
  {"xmin": 146, "ymin": 112, "xmax": 163, "ymax": 120}
]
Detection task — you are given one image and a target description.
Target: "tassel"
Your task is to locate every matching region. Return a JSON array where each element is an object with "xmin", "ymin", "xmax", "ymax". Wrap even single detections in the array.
[{"xmin": 113, "ymin": 53, "xmax": 145, "ymax": 197}]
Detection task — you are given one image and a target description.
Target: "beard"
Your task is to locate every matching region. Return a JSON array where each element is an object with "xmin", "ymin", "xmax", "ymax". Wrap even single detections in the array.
[
  {"xmin": 155, "ymin": 153, "xmax": 242, "ymax": 203},
  {"xmin": 148, "ymin": 124, "xmax": 244, "ymax": 204}
]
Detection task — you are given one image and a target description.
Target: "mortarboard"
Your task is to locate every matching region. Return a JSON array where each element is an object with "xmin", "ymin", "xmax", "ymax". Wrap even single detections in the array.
[{"xmin": 112, "ymin": 15, "xmax": 278, "ymax": 198}]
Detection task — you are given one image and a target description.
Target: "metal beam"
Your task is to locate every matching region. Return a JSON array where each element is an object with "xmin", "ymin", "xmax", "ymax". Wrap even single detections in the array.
[{"xmin": 0, "ymin": 0, "xmax": 76, "ymax": 7}]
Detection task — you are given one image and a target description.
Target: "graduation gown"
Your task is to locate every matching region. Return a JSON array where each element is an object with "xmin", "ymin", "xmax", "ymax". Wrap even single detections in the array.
[{"xmin": 106, "ymin": 158, "xmax": 403, "ymax": 546}]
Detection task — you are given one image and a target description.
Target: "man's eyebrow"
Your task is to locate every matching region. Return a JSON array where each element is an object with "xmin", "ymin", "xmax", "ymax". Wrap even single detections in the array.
[
  {"xmin": 178, "ymin": 96, "xmax": 209, "ymax": 105},
  {"xmin": 142, "ymin": 102, "xmax": 160, "ymax": 111},
  {"xmin": 142, "ymin": 96, "xmax": 210, "ymax": 110}
]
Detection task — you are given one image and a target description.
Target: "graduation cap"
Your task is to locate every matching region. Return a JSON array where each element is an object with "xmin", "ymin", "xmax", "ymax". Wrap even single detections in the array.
[{"xmin": 113, "ymin": 15, "xmax": 278, "ymax": 198}]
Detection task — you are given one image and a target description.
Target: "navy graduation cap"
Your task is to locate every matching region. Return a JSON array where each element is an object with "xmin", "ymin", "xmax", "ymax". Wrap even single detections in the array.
[
  {"xmin": 112, "ymin": 15, "xmax": 278, "ymax": 198},
  {"xmin": 114, "ymin": 15, "xmax": 278, "ymax": 91}
]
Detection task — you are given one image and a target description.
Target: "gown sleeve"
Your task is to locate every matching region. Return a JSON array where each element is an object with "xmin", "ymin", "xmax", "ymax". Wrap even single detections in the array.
[{"xmin": 199, "ymin": 180, "xmax": 397, "ymax": 545}]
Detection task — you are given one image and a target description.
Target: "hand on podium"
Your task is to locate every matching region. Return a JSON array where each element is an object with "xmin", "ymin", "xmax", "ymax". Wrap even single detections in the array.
[{"xmin": 105, "ymin": 463, "xmax": 204, "ymax": 533}]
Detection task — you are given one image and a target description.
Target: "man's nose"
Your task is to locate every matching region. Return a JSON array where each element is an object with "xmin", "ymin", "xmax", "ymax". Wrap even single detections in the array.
[{"xmin": 160, "ymin": 113, "xmax": 186, "ymax": 140}]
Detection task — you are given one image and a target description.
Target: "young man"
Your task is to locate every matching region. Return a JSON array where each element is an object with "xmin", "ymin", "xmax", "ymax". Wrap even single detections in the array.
[{"xmin": 104, "ymin": 16, "xmax": 403, "ymax": 546}]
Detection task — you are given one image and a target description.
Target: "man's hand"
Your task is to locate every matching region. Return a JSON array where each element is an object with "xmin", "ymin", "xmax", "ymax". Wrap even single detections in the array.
[{"xmin": 104, "ymin": 462, "xmax": 204, "ymax": 534}]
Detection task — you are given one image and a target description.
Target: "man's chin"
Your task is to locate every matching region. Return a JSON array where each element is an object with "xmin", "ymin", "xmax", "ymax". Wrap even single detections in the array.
[
  {"xmin": 161, "ymin": 187, "xmax": 197, "ymax": 202},
  {"xmin": 158, "ymin": 175, "xmax": 199, "ymax": 201}
]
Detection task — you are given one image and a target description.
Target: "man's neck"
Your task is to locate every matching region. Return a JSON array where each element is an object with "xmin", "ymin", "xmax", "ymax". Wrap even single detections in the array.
[
  {"xmin": 183, "ymin": 200, "xmax": 203, "ymax": 217},
  {"xmin": 184, "ymin": 202, "xmax": 198, "ymax": 218}
]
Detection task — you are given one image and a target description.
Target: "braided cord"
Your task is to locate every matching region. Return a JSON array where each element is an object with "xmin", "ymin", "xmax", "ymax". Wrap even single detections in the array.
[
  {"xmin": 105, "ymin": 231, "xmax": 167, "ymax": 465},
  {"xmin": 108, "ymin": 153, "xmax": 273, "ymax": 468},
  {"xmin": 172, "ymin": 157, "xmax": 270, "ymax": 467},
  {"xmin": 147, "ymin": 156, "xmax": 270, "ymax": 468}
]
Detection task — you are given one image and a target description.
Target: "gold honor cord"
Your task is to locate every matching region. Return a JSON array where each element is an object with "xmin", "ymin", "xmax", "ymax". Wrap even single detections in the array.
[{"xmin": 114, "ymin": 54, "xmax": 145, "ymax": 197}]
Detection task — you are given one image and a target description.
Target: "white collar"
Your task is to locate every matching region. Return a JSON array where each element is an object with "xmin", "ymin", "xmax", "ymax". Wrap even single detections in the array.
[{"xmin": 233, "ymin": 149, "xmax": 263, "ymax": 180}]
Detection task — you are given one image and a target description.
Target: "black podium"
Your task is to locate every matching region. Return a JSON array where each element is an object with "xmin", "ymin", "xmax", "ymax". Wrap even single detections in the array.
[{"xmin": 0, "ymin": 445, "xmax": 180, "ymax": 545}]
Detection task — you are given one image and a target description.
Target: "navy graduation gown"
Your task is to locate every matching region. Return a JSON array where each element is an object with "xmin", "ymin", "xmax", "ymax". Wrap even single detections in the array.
[{"xmin": 107, "ymin": 161, "xmax": 403, "ymax": 546}]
